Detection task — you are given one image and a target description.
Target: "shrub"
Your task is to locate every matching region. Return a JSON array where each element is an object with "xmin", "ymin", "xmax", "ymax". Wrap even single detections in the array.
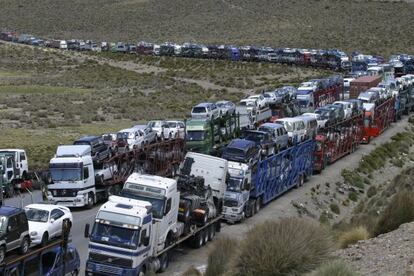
[
  {"xmin": 205, "ymin": 238, "xmax": 238, "ymax": 276},
  {"xmin": 338, "ymin": 226, "xmax": 369, "ymax": 249},
  {"xmin": 330, "ymin": 203, "xmax": 340, "ymax": 215},
  {"xmin": 230, "ymin": 218, "xmax": 333, "ymax": 276},
  {"xmin": 348, "ymin": 192, "xmax": 358, "ymax": 202},
  {"xmin": 366, "ymin": 186, "xmax": 377, "ymax": 198},
  {"xmin": 309, "ymin": 260, "xmax": 359, "ymax": 276},
  {"xmin": 374, "ymin": 190, "xmax": 414, "ymax": 236}
]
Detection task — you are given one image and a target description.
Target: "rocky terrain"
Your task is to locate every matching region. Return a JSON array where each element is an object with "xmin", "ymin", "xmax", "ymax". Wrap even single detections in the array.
[{"xmin": 336, "ymin": 221, "xmax": 414, "ymax": 276}]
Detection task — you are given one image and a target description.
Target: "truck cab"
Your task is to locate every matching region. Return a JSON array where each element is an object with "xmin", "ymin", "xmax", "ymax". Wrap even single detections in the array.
[
  {"xmin": 222, "ymin": 162, "xmax": 252, "ymax": 223},
  {"xmin": 0, "ymin": 149, "xmax": 29, "ymax": 182},
  {"xmin": 297, "ymin": 81, "xmax": 318, "ymax": 113},
  {"xmin": 47, "ymin": 145, "xmax": 95, "ymax": 208},
  {"xmin": 185, "ymin": 118, "xmax": 214, "ymax": 154}
]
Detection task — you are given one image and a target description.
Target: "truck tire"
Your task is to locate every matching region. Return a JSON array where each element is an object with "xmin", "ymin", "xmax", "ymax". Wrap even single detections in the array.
[
  {"xmin": 157, "ymin": 252, "xmax": 169, "ymax": 273},
  {"xmin": 86, "ymin": 193, "xmax": 94, "ymax": 209},
  {"xmin": 255, "ymin": 198, "xmax": 261, "ymax": 214},
  {"xmin": 295, "ymin": 175, "xmax": 304, "ymax": 188},
  {"xmin": 202, "ymin": 229, "xmax": 209, "ymax": 245},
  {"xmin": 208, "ymin": 224, "xmax": 216, "ymax": 241},
  {"xmin": 190, "ymin": 232, "xmax": 203, "ymax": 249}
]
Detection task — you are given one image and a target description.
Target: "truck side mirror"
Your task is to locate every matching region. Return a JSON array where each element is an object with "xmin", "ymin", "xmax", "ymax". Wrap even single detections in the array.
[
  {"xmin": 84, "ymin": 223, "xmax": 90, "ymax": 238},
  {"xmin": 140, "ymin": 229, "xmax": 150, "ymax": 247}
]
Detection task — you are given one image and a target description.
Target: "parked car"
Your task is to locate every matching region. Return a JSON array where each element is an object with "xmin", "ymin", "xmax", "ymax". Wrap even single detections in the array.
[
  {"xmin": 221, "ymin": 139, "xmax": 260, "ymax": 166},
  {"xmin": 258, "ymin": 123, "xmax": 289, "ymax": 152},
  {"xmin": 263, "ymin": 92, "xmax": 278, "ymax": 105},
  {"xmin": 0, "ymin": 206, "xmax": 30, "ymax": 262},
  {"xmin": 73, "ymin": 136, "xmax": 110, "ymax": 162},
  {"xmin": 42, "ymin": 243, "xmax": 80, "ymax": 276},
  {"xmin": 333, "ymin": 101, "xmax": 353, "ymax": 119},
  {"xmin": 296, "ymin": 115, "xmax": 318, "ymax": 139},
  {"xmin": 101, "ymin": 133, "xmax": 117, "ymax": 154},
  {"xmin": 324, "ymin": 104, "xmax": 345, "ymax": 122},
  {"xmin": 240, "ymin": 130, "xmax": 275, "ymax": 156},
  {"xmin": 358, "ymin": 91, "xmax": 380, "ymax": 104},
  {"xmin": 302, "ymin": 112, "xmax": 324, "ymax": 129},
  {"xmin": 132, "ymin": 125, "xmax": 158, "ymax": 145},
  {"xmin": 274, "ymin": 117, "xmax": 307, "ymax": 143},
  {"xmin": 346, "ymin": 99, "xmax": 364, "ymax": 115},
  {"xmin": 167, "ymin": 120, "xmax": 186, "ymax": 138},
  {"xmin": 314, "ymin": 107, "xmax": 336, "ymax": 127},
  {"xmin": 94, "ymin": 162, "xmax": 118, "ymax": 184},
  {"xmin": 147, "ymin": 120, "xmax": 171, "ymax": 139},
  {"xmin": 239, "ymin": 98, "xmax": 258, "ymax": 111},
  {"xmin": 25, "ymin": 204, "xmax": 73, "ymax": 246},
  {"xmin": 215, "ymin": 100, "xmax": 236, "ymax": 116},
  {"xmin": 247, "ymin": 94, "xmax": 267, "ymax": 109},
  {"xmin": 191, "ymin": 103, "xmax": 220, "ymax": 120},
  {"xmin": 274, "ymin": 86, "xmax": 297, "ymax": 103}
]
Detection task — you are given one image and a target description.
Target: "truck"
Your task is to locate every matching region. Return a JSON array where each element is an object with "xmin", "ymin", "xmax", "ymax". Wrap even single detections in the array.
[
  {"xmin": 0, "ymin": 149, "xmax": 32, "ymax": 197},
  {"xmin": 47, "ymin": 139, "xmax": 184, "ymax": 208},
  {"xmin": 84, "ymin": 153, "xmax": 227, "ymax": 275},
  {"xmin": 361, "ymin": 97, "xmax": 395, "ymax": 144},
  {"xmin": 222, "ymin": 140, "xmax": 315, "ymax": 223},
  {"xmin": 185, "ymin": 114, "xmax": 240, "ymax": 156},
  {"xmin": 296, "ymin": 76, "xmax": 342, "ymax": 113},
  {"xmin": 313, "ymin": 113, "xmax": 363, "ymax": 172},
  {"xmin": 349, "ymin": 76, "xmax": 382, "ymax": 99}
]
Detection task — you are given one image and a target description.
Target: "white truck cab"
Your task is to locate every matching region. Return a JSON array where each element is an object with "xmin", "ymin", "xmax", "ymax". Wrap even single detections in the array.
[{"xmin": 47, "ymin": 145, "xmax": 95, "ymax": 208}]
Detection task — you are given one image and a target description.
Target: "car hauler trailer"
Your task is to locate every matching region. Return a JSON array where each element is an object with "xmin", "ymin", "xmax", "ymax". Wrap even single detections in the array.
[
  {"xmin": 84, "ymin": 153, "xmax": 227, "ymax": 275},
  {"xmin": 362, "ymin": 97, "xmax": 395, "ymax": 144},
  {"xmin": 222, "ymin": 139, "xmax": 314, "ymax": 223},
  {"xmin": 47, "ymin": 139, "xmax": 184, "ymax": 208},
  {"xmin": 313, "ymin": 113, "xmax": 363, "ymax": 173}
]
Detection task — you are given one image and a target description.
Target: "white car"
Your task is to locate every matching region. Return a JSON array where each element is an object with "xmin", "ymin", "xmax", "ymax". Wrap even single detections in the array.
[
  {"xmin": 333, "ymin": 101, "xmax": 353, "ymax": 119},
  {"xmin": 167, "ymin": 120, "xmax": 185, "ymax": 138},
  {"xmin": 25, "ymin": 204, "xmax": 73, "ymax": 246},
  {"xmin": 191, "ymin": 103, "xmax": 220, "ymax": 120},
  {"xmin": 263, "ymin": 92, "xmax": 278, "ymax": 105},
  {"xmin": 147, "ymin": 120, "xmax": 171, "ymax": 139},
  {"xmin": 215, "ymin": 100, "xmax": 236, "ymax": 116},
  {"xmin": 247, "ymin": 94, "xmax": 267, "ymax": 109}
]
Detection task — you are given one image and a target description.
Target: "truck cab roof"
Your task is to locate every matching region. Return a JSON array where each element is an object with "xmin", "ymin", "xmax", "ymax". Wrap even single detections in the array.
[
  {"xmin": 125, "ymin": 173, "xmax": 177, "ymax": 191},
  {"xmin": 100, "ymin": 195, "xmax": 152, "ymax": 220},
  {"xmin": 55, "ymin": 145, "xmax": 91, "ymax": 158}
]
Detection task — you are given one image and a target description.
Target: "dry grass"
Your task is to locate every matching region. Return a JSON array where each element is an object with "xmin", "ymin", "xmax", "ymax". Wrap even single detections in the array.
[
  {"xmin": 229, "ymin": 218, "xmax": 333, "ymax": 276},
  {"xmin": 205, "ymin": 238, "xmax": 238, "ymax": 276},
  {"xmin": 308, "ymin": 260, "xmax": 359, "ymax": 276},
  {"xmin": 338, "ymin": 226, "xmax": 369, "ymax": 249}
]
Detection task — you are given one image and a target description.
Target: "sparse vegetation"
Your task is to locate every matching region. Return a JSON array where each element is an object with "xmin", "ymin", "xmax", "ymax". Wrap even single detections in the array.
[
  {"xmin": 308, "ymin": 260, "xmax": 359, "ymax": 276},
  {"xmin": 205, "ymin": 238, "xmax": 238, "ymax": 276},
  {"xmin": 182, "ymin": 266, "xmax": 202, "ymax": 276},
  {"xmin": 338, "ymin": 226, "xmax": 369, "ymax": 249},
  {"xmin": 330, "ymin": 203, "xmax": 340, "ymax": 215}
]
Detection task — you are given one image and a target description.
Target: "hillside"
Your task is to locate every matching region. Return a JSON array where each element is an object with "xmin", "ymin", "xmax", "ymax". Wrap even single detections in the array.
[{"xmin": 1, "ymin": 0, "xmax": 414, "ymax": 56}]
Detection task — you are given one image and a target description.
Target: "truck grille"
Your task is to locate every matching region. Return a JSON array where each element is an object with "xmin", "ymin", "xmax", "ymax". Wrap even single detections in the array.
[
  {"xmin": 89, "ymin": 252, "xmax": 133, "ymax": 268},
  {"xmin": 50, "ymin": 189, "xmax": 77, "ymax": 197},
  {"xmin": 94, "ymin": 263, "xmax": 124, "ymax": 274}
]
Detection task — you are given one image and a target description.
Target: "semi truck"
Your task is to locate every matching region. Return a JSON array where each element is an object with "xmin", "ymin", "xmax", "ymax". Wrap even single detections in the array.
[
  {"xmin": 313, "ymin": 113, "xmax": 363, "ymax": 172},
  {"xmin": 222, "ymin": 140, "xmax": 315, "ymax": 223},
  {"xmin": 361, "ymin": 97, "xmax": 395, "ymax": 144},
  {"xmin": 47, "ymin": 139, "xmax": 184, "ymax": 208},
  {"xmin": 185, "ymin": 114, "xmax": 240, "ymax": 155},
  {"xmin": 296, "ymin": 76, "xmax": 342, "ymax": 113},
  {"xmin": 84, "ymin": 152, "xmax": 227, "ymax": 275}
]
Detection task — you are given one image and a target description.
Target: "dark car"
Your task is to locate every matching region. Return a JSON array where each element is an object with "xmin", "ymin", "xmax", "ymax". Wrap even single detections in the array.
[
  {"xmin": 221, "ymin": 139, "xmax": 260, "ymax": 166},
  {"xmin": 315, "ymin": 107, "xmax": 337, "ymax": 127},
  {"xmin": 324, "ymin": 104, "xmax": 345, "ymax": 122},
  {"xmin": 73, "ymin": 136, "xmax": 110, "ymax": 162},
  {"xmin": 0, "ymin": 206, "xmax": 31, "ymax": 263},
  {"xmin": 240, "ymin": 130, "xmax": 276, "ymax": 156}
]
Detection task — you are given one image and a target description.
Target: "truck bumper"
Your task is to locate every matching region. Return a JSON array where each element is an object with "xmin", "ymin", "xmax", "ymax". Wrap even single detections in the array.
[
  {"xmin": 47, "ymin": 194, "xmax": 87, "ymax": 207},
  {"xmin": 222, "ymin": 211, "xmax": 244, "ymax": 223},
  {"xmin": 85, "ymin": 260, "xmax": 140, "ymax": 276}
]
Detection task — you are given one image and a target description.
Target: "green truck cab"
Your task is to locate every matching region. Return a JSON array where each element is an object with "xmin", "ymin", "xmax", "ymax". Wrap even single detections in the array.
[{"xmin": 185, "ymin": 114, "xmax": 240, "ymax": 156}]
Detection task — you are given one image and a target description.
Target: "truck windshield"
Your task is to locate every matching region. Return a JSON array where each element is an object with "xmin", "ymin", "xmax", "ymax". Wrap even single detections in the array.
[
  {"xmin": 186, "ymin": 131, "xmax": 205, "ymax": 141},
  {"xmin": 227, "ymin": 178, "xmax": 243, "ymax": 192},
  {"xmin": 120, "ymin": 190, "xmax": 165, "ymax": 219},
  {"xmin": 50, "ymin": 168, "xmax": 82, "ymax": 181},
  {"xmin": 297, "ymin": 100, "xmax": 309, "ymax": 108},
  {"xmin": 91, "ymin": 223, "xmax": 140, "ymax": 249}
]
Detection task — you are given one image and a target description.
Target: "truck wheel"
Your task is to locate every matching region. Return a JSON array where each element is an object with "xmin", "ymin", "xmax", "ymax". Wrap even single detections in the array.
[
  {"xmin": 190, "ymin": 232, "xmax": 203, "ymax": 249},
  {"xmin": 157, "ymin": 252, "xmax": 169, "ymax": 273},
  {"xmin": 208, "ymin": 224, "xmax": 216, "ymax": 241},
  {"xmin": 86, "ymin": 193, "xmax": 94, "ymax": 209},
  {"xmin": 202, "ymin": 229, "xmax": 209, "ymax": 245},
  {"xmin": 295, "ymin": 175, "xmax": 304, "ymax": 188},
  {"xmin": 255, "ymin": 199, "xmax": 261, "ymax": 214},
  {"xmin": 19, "ymin": 236, "xmax": 29, "ymax": 255},
  {"xmin": 0, "ymin": 246, "xmax": 5, "ymax": 263}
]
